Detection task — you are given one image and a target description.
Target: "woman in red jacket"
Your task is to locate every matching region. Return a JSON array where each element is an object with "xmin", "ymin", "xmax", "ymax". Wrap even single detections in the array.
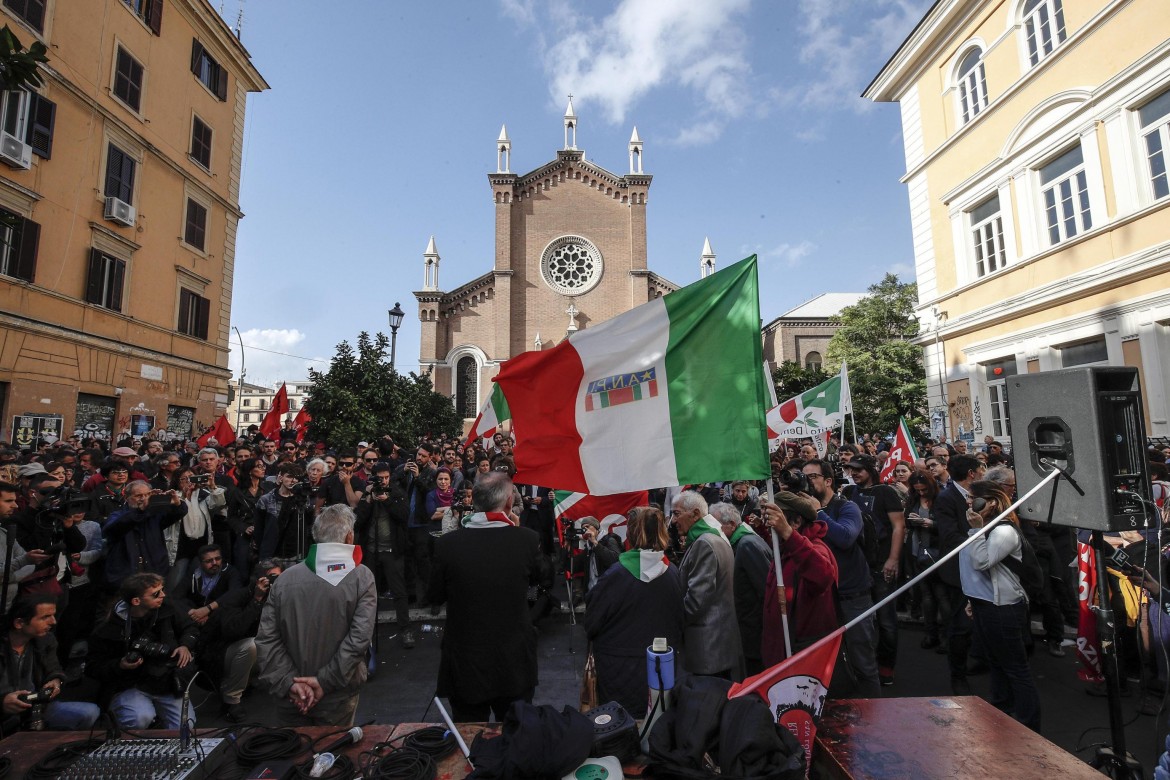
[{"xmin": 760, "ymin": 491, "xmax": 839, "ymax": 665}]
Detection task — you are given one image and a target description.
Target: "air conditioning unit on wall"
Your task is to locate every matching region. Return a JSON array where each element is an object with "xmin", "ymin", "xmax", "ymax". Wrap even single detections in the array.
[
  {"xmin": 104, "ymin": 196, "xmax": 136, "ymax": 227},
  {"xmin": 0, "ymin": 132, "xmax": 31, "ymax": 170}
]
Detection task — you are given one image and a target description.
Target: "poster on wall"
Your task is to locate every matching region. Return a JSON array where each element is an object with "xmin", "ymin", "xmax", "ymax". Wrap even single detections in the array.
[
  {"xmin": 130, "ymin": 415, "xmax": 155, "ymax": 437},
  {"xmin": 11, "ymin": 414, "xmax": 63, "ymax": 449},
  {"xmin": 167, "ymin": 405, "xmax": 195, "ymax": 439},
  {"xmin": 74, "ymin": 394, "xmax": 117, "ymax": 441}
]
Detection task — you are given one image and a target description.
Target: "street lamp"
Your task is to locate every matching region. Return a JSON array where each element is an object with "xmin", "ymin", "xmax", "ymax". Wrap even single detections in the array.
[
  {"xmin": 233, "ymin": 326, "xmax": 246, "ymax": 434},
  {"xmin": 388, "ymin": 302, "xmax": 405, "ymax": 371}
]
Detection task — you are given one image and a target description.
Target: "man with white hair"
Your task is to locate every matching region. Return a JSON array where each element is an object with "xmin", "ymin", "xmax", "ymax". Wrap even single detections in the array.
[
  {"xmin": 711, "ymin": 501, "xmax": 770, "ymax": 676},
  {"xmin": 256, "ymin": 504, "xmax": 377, "ymax": 726},
  {"xmin": 671, "ymin": 490, "xmax": 742, "ymax": 680}
]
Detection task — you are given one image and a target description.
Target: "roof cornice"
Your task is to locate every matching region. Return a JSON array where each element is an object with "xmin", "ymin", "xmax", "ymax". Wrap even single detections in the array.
[
  {"xmin": 864, "ymin": 0, "xmax": 980, "ymax": 102},
  {"xmin": 499, "ymin": 149, "xmax": 650, "ymax": 191}
]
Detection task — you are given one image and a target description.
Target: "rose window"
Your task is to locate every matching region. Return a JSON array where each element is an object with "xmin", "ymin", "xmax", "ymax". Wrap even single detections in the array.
[{"xmin": 540, "ymin": 235, "xmax": 603, "ymax": 295}]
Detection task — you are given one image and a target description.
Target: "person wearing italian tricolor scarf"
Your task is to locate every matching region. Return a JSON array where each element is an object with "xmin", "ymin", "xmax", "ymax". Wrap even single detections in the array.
[
  {"xmin": 255, "ymin": 505, "xmax": 376, "ymax": 727},
  {"xmin": 711, "ymin": 502, "xmax": 773, "ymax": 677},
  {"xmin": 428, "ymin": 472, "xmax": 540, "ymax": 722},
  {"xmin": 760, "ymin": 492, "xmax": 839, "ymax": 665},
  {"xmin": 671, "ymin": 490, "xmax": 743, "ymax": 681},
  {"xmin": 584, "ymin": 507, "xmax": 684, "ymax": 717}
]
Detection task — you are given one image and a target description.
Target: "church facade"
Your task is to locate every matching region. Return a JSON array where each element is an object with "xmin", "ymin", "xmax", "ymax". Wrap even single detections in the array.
[{"xmin": 415, "ymin": 101, "xmax": 681, "ymax": 420}]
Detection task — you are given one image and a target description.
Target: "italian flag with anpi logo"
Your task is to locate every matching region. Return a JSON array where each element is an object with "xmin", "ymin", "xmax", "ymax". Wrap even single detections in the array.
[{"xmin": 494, "ymin": 256, "xmax": 770, "ymax": 495}]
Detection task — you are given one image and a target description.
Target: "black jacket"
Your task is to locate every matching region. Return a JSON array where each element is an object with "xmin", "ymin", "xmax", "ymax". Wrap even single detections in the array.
[
  {"xmin": 354, "ymin": 488, "xmax": 409, "ymax": 555},
  {"xmin": 171, "ymin": 564, "xmax": 243, "ymax": 613},
  {"xmin": 934, "ymin": 483, "xmax": 971, "ymax": 587},
  {"xmin": 87, "ymin": 600, "xmax": 198, "ymax": 698}
]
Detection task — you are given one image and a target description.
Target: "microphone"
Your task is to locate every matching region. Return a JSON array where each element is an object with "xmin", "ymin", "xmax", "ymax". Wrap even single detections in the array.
[
  {"xmin": 318, "ymin": 726, "xmax": 363, "ymax": 756},
  {"xmin": 179, "ymin": 686, "xmax": 191, "ymax": 751}
]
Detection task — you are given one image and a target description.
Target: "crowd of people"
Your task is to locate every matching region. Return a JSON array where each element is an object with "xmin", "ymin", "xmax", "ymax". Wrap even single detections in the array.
[{"xmin": 0, "ymin": 422, "xmax": 1166, "ymax": 738}]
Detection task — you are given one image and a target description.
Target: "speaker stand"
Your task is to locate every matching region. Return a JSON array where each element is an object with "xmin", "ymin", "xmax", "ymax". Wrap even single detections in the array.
[{"xmin": 1087, "ymin": 529, "xmax": 1144, "ymax": 780}]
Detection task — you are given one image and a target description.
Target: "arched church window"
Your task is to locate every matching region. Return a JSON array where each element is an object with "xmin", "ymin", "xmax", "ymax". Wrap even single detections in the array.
[
  {"xmin": 540, "ymin": 235, "xmax": 604, "ymax": 295},
  {"xmin": 805, "ymin": 351, "xmax": 823, "ymax": 372},
  {"xmin": 456, "ymin": 356, "xmax": 478, "ymax": 418}
]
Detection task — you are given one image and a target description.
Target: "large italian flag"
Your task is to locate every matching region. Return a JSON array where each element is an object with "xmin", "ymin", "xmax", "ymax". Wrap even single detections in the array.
[
  {"xmin": 494, "ymin": 256, "xmax": 770, "ymax": 494},
  {"xmin": 464, "ymin": 383, "xmax": 510, "ymax": 449}
]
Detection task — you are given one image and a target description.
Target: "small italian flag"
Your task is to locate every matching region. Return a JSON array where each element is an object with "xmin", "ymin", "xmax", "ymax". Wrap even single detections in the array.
[
  {"xmin": 495, "ymin": 256, "xmax": 770, "ymax": 495},
  {"xmin": 464, "ymin": 383, "xmax": 510, "ymax": 449},
  {"xmin": 879, "ymin": 416, "xmax": 920, "ymax": 483},
  {"xmin": 766, "ymin": 367, "xmax": 851, "ymax": 440},
  {"xmin": 553, "ymin": 489, "xmax": 648, "ymax": 542}
]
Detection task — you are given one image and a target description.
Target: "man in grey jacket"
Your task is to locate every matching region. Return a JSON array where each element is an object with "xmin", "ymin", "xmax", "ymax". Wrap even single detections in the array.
[
  {"xmin": 256, "ymin": 504, "xmax": 377, "ymax": 726},
  {"xmin": 711, "ymin": 501, "xmax": 771, "ymax": 676},
  {"xmin": 672, "ymin": 490, "xmax": 743, "ymax": 680}
]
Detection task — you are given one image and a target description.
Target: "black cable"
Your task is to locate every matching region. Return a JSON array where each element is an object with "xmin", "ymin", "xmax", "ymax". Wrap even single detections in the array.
[
  {"xmin": 0, "ymin": 754, "xmax": 9, "ymax": 779},
  {"xmin": 362, "ymin": 747, "xmax": 435, "ymax": 780},
  {"xmin": 234, "ymin": 727, "xmax": 311, "ymax": 764},
  {"xmin": 402, "ymin": 726, "xmax": 456, "ymax": 760},
  {"xmin": 24, "ymin": 737, "xmax": 105, "ymax": 780}
]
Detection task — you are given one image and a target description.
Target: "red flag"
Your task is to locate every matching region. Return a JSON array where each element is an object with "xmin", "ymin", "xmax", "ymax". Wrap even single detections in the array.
[
  {"xmin": 1076, "ymin": 541, "xmax": 1104, "ymax": 683},
  {"xmin": 728, "ymin": 628, "xmax": 843, "ymax": 772},
  {"xmin": 880, "ymin": 416, "xmax": 920, "ymax": 483},
  {"xmin": 258, "ymin": 383, "xmax": 289, "ymax": 442},
  {"xmin": 292, "ymin": 406, "xmax": 311, "ymax": 443},
  {"xmin": 553, "ymin": 489, "xmax": 648, "ymax": 547},
  {"xmin": 197, "ymin": 414, "xmax": 236, "ymax": 448}
]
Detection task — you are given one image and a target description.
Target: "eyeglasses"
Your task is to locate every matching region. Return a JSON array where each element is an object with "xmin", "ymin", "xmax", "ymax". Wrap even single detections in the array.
[
  {"xmin": 363, "ymin": 458, "xmax": 377, "ymax": 463},
  {"xmin": 148, "ymin": 590, "xmax": 164, "ymax": 598},
  {"xmin": 282, "ymin": 446, "xmax": 295, "ymax": 451},
  {"xmin": 339, "ymin": 462, "xmax": 355, "ymax": 468}
]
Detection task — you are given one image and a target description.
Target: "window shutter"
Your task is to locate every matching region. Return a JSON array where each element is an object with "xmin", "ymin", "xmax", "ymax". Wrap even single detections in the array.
[
  {"xmin": 190, "ymin": 40, "xmax": 204, "ymax": 76},
  {"xmin": 196, "ymin": 295, "xmax": 210, "ymax": 339},
  {"xmin": 147, "ymin": 0, "xmax": 163, "ymax": 35},
  {"xmin": 178, "ymin": 289, "xmax": 191, "ymax": 333},
  {"xmin": 104, "ymin": 146, "xmax": 122, "ymax": 199},
  {"xmin": 85, "ymin": 249, "xmax": 104, "ymax": 305},
  {"xmin": 109, "ymin": 259, "xmax": 125, "ymax": 312},
  {"xmin": 13, "ymin": 216, "xmax": 38, "ymax": 282},
  {"xmin": 215, "ymin": 67, "xmax": 227, "ymax": 101},
  {"xmin": 26, "ymin": 94, "xmax": 54, "ymax": 159}
]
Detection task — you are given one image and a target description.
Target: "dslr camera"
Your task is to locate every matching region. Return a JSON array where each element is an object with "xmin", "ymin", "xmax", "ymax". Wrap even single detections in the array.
[
  {"xmin": 17, "ymin": 688, "xmax": 53, "ymax": 706},
  {"xmin": 289, "ymin": 480, "xmax": 322, "ymax": 500},
  {"xmin": 777, "ymin": 468, "xmax": 812, "ymax": 496},
  {"xmin": 125, "ymin": 636, "xmax": 173, "ymax": 664},
  {"xmin": 189, "ymin": 473, "xmax": 211, "ymax": 487}
]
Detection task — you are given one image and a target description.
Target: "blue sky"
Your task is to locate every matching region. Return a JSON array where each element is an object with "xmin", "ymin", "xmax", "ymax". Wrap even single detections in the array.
[{"xmin": 225, "ymin": 0, "xmax": 932, "ymax": 385}]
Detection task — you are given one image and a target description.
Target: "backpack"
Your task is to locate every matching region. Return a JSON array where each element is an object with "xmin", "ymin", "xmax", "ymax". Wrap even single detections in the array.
[
  {"xmin": 845, "ymin": 487, "xmax": 883, "ymax": 570},
  {"xmin": 999, "ymin": 525, "xmax": 1045, "ymax": 604}
]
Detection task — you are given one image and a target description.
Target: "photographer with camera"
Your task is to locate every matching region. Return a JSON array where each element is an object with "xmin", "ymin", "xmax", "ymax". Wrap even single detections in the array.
[
  {"xmin": 102, "ymin": 481, "xmax": 187, "ymax": 592},
  {"xmin": 0, "ymin": 595, "xmax": 100, "ymax": 733},
  {"xmin": 354, "ymin": 462, "xmax": 413, "ymax": 648},
  {"xmin": 255, "ymin": 463, "xmax": 313, "ymax": 562},
  {"xmin": 87, "ymin": 572, "xmax": 198, "ymax": 730},
  {"xmin": 165, "ymin": 467, "xmax": 228, "ymax": 594},
  {"xmin": 11, "ymin": 475, "xmax": 87, "ymax": 601},
  {"xmin": 440, "ymin": 485, "xmax": 474, "ymax": 535},
  {"xmin": 576, "ymin": 516, "xmax": 622, "ymax": 592},
  {"xmin": 323, "ymin": 449, "xmax": 366, "ymax": 509},
  {"xmin": 90, "ymin": 459, "xmax": 133, "ymax": 523},
  {"xmin": 394, "ymin": 444, "xmax": 438, "ymax": 606}
]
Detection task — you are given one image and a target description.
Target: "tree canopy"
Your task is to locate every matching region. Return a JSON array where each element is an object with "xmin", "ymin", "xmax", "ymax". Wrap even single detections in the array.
[
  {"xmin": 0, "ymin": 26, "xmax": 47, "ymax": 92},
  {"xmin": 771, "ymin": 360, "xmax": 830, "ymax": 404},
  {"xmin": 305, "ymin": 331, "xmax": 463, "ymax": 446},
  {"xmin": 826, "ymin": 274, "xmax": 926, "ymax": 437}
]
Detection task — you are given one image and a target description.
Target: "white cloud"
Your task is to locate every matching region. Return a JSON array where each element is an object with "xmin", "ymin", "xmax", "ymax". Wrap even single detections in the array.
[
  {"xmin": 766, "ymin": 240, "xmax": 818, "ymax": 267},
  {"xmin": 886, "ymin": 261, "xmax": 915, "ymax": 278},
  {"xmin": 227, "ymin": 329, "xmax": 329, "ymax": 387},
  {"xmin": 793, "ymin": 0, "xmax": 932, "ymax": 113},
  {"xmin": 508, "ymin": 0, "xmax": 753, "ymax": 144}
]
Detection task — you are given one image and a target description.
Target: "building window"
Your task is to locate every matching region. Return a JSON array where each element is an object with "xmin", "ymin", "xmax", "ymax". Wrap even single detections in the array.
[
  {"xmin": 85, "ymin": 249, "xmax": 125, "ymax": 312},
  {"xmin": 4, "ymin": 0, "xmax": 45, "ymax": 32},
  {"xmin": 288, "ymin": 399, "xmax": 297, "ymax": 411},
  {"xmin": 177, "ymin": 288, "xmax": 210, "ymax": 339},
  {"xmin": 970, "ymin": 194, "xmax": 1007, "ymax": 277},
  {"xmin": 243, "ymin": 399, "xmax": 251, "ymax": 407},
  {"xmin": 123, "ymin": 0, "xmax": 163, "ymax": 34},
  {"xmin": 104, "ymin": 143, "xmax": 136, "ymax": 203},
  {"xmin": 455, "ymin": 356, "xmax": 478, "ymax": 418},
  {"xmin": 1139, "ymin": 87, "xmax": 1170, "ymax": 201},
  {"xmin": 1022, "ymin": 0, "xmax": 1067, "ymax": 67},
  {"xmin": 190, "ymin": 116, "xmax": 212, "ymax": 169},
  {"xmin": 184, "ymin": 199, "xmax": 207, "ymax": 251},
  {"xmin": 982, "ymin": 358, "xmax": 1017, "ymax": 439},
  {"xmin": 1039, "ymin": 145, "xmax": 1091, "ymax": 245},
  {"xmin": 259, "ymin": 399, "xmax": 267, "ymax": 410},
  {"xmin": 805, "ymin": 351, "xmax": 823, "ymax": 372},
  {"xmin": 956, "ymin": 48, "xmax": 988, "ymax": 124},
  {"xmin": 190, "ymin": 40, "xmax": 228, "ymax": 101},
  {"xmin": 1060, "ymin": 338, "xmax": 1108, "ymax": 367},
  {"xmin": 112, "ymin": 47, "xmax": 144, "ymax": 112},
  {"xmin": 0, "ymin": 207, "xmax": 39, "ymax": 282}
]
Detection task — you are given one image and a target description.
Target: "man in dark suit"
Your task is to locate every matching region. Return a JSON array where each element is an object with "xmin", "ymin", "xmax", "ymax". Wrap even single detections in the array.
[
  {"xmin": 933, "ymin": 454, "xmax": 986, "ymax": 694},
  {"xmin": 428, "ymin": 471, "xmax": 540, "ymax": 722}
]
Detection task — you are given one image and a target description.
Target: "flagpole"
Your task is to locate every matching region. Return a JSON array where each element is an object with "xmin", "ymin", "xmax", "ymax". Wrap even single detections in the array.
[
  {"xmin": 842, "ymin": 466, "xmax": 1062, "ymax": 633},
  {"xmin": 765, "ymin": 478, "xmax": 794, "ymax": 659}
]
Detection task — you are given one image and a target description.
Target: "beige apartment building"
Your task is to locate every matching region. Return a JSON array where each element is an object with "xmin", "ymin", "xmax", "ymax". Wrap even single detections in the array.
[
  {"xmin": 0, "ymin": 0, "xmax": 267, "ymax": 445},
  {"xmin": 866, "ymin": 0, "xmax": 1170, "ymax": 442}
]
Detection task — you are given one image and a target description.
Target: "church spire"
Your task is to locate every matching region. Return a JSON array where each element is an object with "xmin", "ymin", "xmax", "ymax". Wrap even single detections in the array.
[
  {"xmin": 496, "ymin": 124, "xmax": 511, "ymax": 173},
  {"xmin": 563, "ymin": 95, "xmax": 577, "ymax": 150},
  {"xmin": 628, "ymin": 126, "xmax": 643, "ymax": 174},
  {"xmin": 423, "ymin": 236, "xmax": 440, "ymax": 290},
  {"xmin": 700, "ymin": 237, "xmax": 716, "ymax": 279}
]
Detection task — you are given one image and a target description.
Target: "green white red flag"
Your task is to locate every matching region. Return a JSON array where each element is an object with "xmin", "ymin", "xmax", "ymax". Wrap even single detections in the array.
[
  {"xmin": 879, "ymin": 416, "xmax": 919, "ymax": 483},
  {"xmin": 729, "ymin": 627, "xmax": 843, "ymax": 773},
  {"xmin": 464, "ymin": 383, "xmax": 510, "ymax": 449},
  {"xmin": 766, "ymin": 367, "xmax": 851, "ymax": 440},
  {"xmin": 495, "ymin": 256, "xmax": 770, "ymax": 494},
  {"xmin": 553, "ymin": 489, "xmax": 648, "ymax": 542}
]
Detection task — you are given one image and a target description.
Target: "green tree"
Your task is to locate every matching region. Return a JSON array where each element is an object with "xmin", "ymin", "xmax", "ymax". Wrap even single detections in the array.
[
  {"xmin": 305, "ymin": 331, "xmax": 463, "ymax": 446},
  {"xmin": 0, "ymin": 26, "xmax": 47, "ymax": 92},
  {"xmin": 771, "ymin": 360, "xmax": 829, "ymax": 403},
  {"xmin": 826, "ymin": 274, "xmax": 926, "ymax": 437}
]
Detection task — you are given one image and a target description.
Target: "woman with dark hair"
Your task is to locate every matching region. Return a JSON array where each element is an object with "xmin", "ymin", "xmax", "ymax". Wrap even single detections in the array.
[
  {"xmin": 960, "ymin": 480, "xmax": 1040, "ymax": 731},
  {"xmin": 583, "ymin": 506, "xmax": 684, "ymax": 717},
  {"xmin": 906, "ymin": 468, "xmax": 948, "ymax": 650},
  {"xmin": 426, "ymin": 468, "xmax": 456, "ymax": 523},
  {"xmin": 227, "ymin": 458, "xmax": 270, "ymax": 572}
]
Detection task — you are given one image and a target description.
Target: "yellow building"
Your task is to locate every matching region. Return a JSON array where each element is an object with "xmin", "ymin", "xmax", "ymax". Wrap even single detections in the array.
[
  {"xmin": 0, "ymin": 0, "xmax": 267, "ymax": 446},
  {"xmin": 866, "ymin": 0, "xmax": 1170, "ymax": 441}
]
